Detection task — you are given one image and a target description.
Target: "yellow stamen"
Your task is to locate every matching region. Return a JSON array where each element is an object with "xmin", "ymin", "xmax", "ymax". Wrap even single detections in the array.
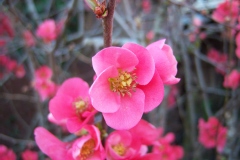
[
  {"xmin": 108, "ymin": 70, "xmax": 137, "ymax": 97},
  {"xmin": 79, "ymin": 139, "xmax": 95, "ymax": 160},
  {"xmin": 112, "ymin": 143, "xmax": 126, "ymax": 156}
]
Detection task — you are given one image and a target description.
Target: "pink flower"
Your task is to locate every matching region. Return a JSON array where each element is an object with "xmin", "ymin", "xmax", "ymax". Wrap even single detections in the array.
[
  {"xmin": 198, "ymin": 117, "xmax": 227, "ymax": 153},
  {"xmin": 90, "ymin": 43, "xmax": 164, "ymax": 130},
  {"xmin": 129, "ymin": 119, "xmax": 163, "ymax": 145},
  {"xmin": 142, "ymin": 0, "xmax": 151, "ymax": 13},
  {"xmin": 152, "ymin": 133, "xmax": 184, "ymax": 160},
  {"xmin": 34, "ymin": 125, "xmax": 104, "ymax": 160},
  {"xmin": 34, "ymin": 79, "xmax": 57, "ymax": 101},
  {"xmin": 50, "ymin": 78, "xmax": 96, "ymax": 133},
  {"xmin": 223, "ymin": 69, "xmax": 240, "ymax": 89},
  {"xmin": 212, "ymin": 0, "xmax": 239, "ymax": 24},
  {"xmin": 146, "ymin": 39, "xmax": 180, "ymax": 85},
  {"xmin": 34, "ymin": 127, "xmax": 72, "ymax": 160},
  {"xmin": 5, "ymin": 59, "xmax": 17, "ymax": 72},
  {"xmin": 36, "ymin": 19, "xmax": 57, "ymax": 43},
  {"xmin": 23, "ymin": 30, "xmax": 35, "ymax": 47},
  {"xmin": 207, "ymin": 49, "xmax": 228, "ymax": 75},
  {"xmin": 33, "ymin": 66, "xmax": 57, "ymax": 101},
  {"xmin": 21, "ymin": 150, "xmax": 38, "ymax": 160},
  {"xmin": 105, "ymin": 130, "xmax": 146, "ymax": 160},
  {"xmin": 14, "ymin": 64, "xmax": 25, "ymax": 78},
  {"xmin": 0, "ymin": 145, "xmax": 16, "ymax": 160},
  {"xmin": 35, "ymin": 66, "xmax": 52, "ymax": 80},
  {"xmin": 71, "ymin": 125, "xmax": 105, "ymax": 160},
  {"xmin": 0, "ymin": 13, "xmax": 14, "ymax": 38}
]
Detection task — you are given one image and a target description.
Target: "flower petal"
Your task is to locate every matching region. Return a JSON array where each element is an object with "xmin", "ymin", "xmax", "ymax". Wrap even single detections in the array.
[
  {"xmin": 89, "ymin": 66, "xmax": 121, "ymax": 113},
  {"xmin": 57, "ymin": 77, "xmax": 90, "ymax": 99},
  {"xmin": 103, "ymin": 88, "xmax": 145, "ymax": 130},
  {"xmin": 147, "ymin": 40, "xmax": 180, "ymax": 85},
  {"xmin": 139, "ymin": 70, "xmax": 164, "ymax": 112},
  {"xmin": 122, "ymin": 43, "xmax": 155, "ymax": 85},
  {"xmin": 49, "ymin": 93, "xmax": 75, "ymax": 121},
  {"xmin": 92, "ymin": 47, "xmax": 139, "ymax": 76},
  {"xmin": 34, "ymin": 127, "xmax": 71, "ymax": 160}
]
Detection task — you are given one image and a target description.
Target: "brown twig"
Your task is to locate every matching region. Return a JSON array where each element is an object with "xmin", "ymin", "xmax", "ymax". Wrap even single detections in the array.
[{"xmin": 102, "ymin": 0, "xmax": 116, "ymax": 47}]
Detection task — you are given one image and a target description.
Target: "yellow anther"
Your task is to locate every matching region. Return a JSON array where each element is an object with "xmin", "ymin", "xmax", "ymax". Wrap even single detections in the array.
[{"xmin": 112, "ymin": 143, "xmax": 126, "ymax": 156}]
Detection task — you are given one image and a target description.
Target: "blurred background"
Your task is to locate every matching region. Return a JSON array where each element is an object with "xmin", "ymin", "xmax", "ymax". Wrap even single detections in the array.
[{"xmin": 0, "ymin": 0, "xmax": 240, "ymax": 159}]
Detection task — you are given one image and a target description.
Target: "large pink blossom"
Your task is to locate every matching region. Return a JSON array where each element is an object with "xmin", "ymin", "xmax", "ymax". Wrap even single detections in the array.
[
  {"xmin": 223, "ymin": 69, "xmax": 240, "ymax": 89},
  {"xmin": 34, "ymin": 125, "xmax": 104, "ymax": 160},
  {"xmin": 50, "ymin": 78, "xmax": 96, "ymax": 133},
  {"xmin": 212, "ymin": 0, "xmax": 239, "ymax": 24},
  {"xmin": 36, "ymin": 19, "xmax": 57, "ymax": 43},
  {"xmin": 0, "ymin": 145, "xmax": 16, "ymax": 160},
  {"xmin": 21, "ymin": 149, "xmax": 38, "ymax": 160},
  {"xmin": 90, "ymin": 42, "xmax": 164, "ymax": 130},
  {"xmin": 198, "ymin": 117, "xmax": 227, "ymax": 153},
  {"xmin": 146, "ymin": 39, "xmax": 180, "ymax": 85}
]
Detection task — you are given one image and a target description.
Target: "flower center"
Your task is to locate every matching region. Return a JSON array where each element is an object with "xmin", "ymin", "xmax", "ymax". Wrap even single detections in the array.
[
  {"xmin": 108, "ymin": 70, "xmax": 137, "ymax": 96},
  {"xmin": 73, "ymin": 98, "xmax": 88, "ymax": 114},
  {"xmin": 79, "ymin": 139, "xmax": 95, "ymax": 160},
  {"xmin": 112, "ymin": 143, "xmax": 126, "ymax": 156}
]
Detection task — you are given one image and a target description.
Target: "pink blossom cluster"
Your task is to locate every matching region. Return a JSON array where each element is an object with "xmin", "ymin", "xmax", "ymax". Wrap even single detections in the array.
[
  {"xmin": 0, "ymin": 145, "xmax": 38, "ymax": 160},
  {"xmin": 33, "ymin": 39, "xmax": 182, "ymax": 159},
  {"xmin": 0, "ymin": 55, "xmax": 26, "ymax": 79},
  {"xmin": 0, "ymin": 145, "xmax": 16, "ymax": 160},
  {"xmin": 207, "ymin": 49, "xmax": 229, "ymax": 75},
  {"xmin": 33, "ymin": 66, "xmax": 58, "ymax": 101},
  {"xmin": 198, "ymin": 117, "xmax": 227, "ymax": 153},
  {"xmin": 223, "ymin": 69, "xmax": 240, "ymax": 89},
  {"xmin": 35, "ymin": 119, "xmax": 184, "ymax": 160},
  {"xmin": 188, "ymin": 16, "xmax": 206, "ymax": 42},
  {"xmin": 212, "ymin": 0, "xmax": 239, "ymax": 24}
]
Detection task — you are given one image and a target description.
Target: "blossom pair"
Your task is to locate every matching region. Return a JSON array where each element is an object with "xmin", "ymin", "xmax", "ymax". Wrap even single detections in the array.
[
  {"xmin": 198, "ymin": 117, "xmax": 227, "ymax": 153},
  {"xmin": 0, "ymin": 55, "xmax": 25, "ymax": 79},
  {"xmin": 90, "ymin": 39, "xmax": 179, "ymax": 130},
  {"xmin": 34, "ymin": 125, "xmax": 104, "ymax": 160},
  {"xmin": 0, "ymin": 145, "xmax": 37, "ymax": 160},
  {"xmin": 33, "ymin": 66, "xmax": 58, "ymax": 101}
]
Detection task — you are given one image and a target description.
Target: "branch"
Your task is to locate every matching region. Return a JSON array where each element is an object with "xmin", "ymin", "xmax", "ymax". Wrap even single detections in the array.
[
  {"xmin": 102, "ymin": 0, "xmax": 116, "ymax": 47},
  {"xmin": 0, "ymin": 133, "xmax": 36, "ymax": 146}
]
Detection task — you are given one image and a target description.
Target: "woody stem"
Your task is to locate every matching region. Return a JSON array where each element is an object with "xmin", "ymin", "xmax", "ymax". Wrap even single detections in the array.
[{"xmin": 102, "ymin": 0, "xmax": 116, "ymax": 47}]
